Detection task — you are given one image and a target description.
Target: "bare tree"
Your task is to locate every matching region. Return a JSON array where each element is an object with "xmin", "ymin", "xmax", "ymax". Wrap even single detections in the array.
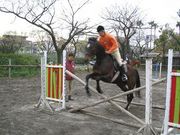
[
  {"xmin": 132, "ymin": 29, "xmax": 148, "ymax": 57},
  {"xmin": 65, "ymin": 36, "xmax": 82, "ymax": 57},
  {"xmin": 176, "ymin": 22, "xmax": 180, "ymax": 35},
  {"xmin": 30, "ymin": 30, "xmax": 54, "ymax": 54},
  {"xmin": 148, "ymin": 21, "xmax": 158, "ymax": 49},
  {"xmin": 0, "ymin": 33, "xmax": 27, "ymax": 53},
  {"xmin": 177, "ymin": 9, "xmax": 180, "ymax": 17},
  {"xmin": 176, "ymin": 9, "xmax": 180, "ymax": 35},
  {"xmin": 0, "ymin": 0, "xmax": 90, "ymax": 63},
  {"xmin": 102, "ymin": 4, "xmax": 143, "ymax": 58}
]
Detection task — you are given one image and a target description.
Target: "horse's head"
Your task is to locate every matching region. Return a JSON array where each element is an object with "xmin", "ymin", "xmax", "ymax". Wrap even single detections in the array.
[{"xmin": 85, "ymin": 37, "xmax": 99, "ymax": 59}]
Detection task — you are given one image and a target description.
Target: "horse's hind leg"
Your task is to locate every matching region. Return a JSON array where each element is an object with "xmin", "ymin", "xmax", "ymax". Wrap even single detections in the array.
[
  {"xmin": 125, "ymin": 93, "xmax": 134, "ymax": 110},
  {"xmin": 117, "ymin": 84, "xmax": 133, "ymax": 110},
  {"xmin": 135, "ymin": 69, "xmax": 141, "ymax": 98}
]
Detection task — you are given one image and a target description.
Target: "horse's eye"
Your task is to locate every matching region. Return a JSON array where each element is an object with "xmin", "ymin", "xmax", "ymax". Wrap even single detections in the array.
[{"xmin": 87, "ymin": 43, "xmax": 90, "ymax": 48}]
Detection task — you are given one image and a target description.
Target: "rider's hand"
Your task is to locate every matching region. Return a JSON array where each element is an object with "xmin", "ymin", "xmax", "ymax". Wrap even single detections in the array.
[{"xmin": 105, "ymin": 51, "xmax": 110, "ymax": 54}]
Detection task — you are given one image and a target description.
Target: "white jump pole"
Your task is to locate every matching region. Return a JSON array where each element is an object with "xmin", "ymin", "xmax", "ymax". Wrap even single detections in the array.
[
  {"xmin": 62, "ymin": 50, "xmax": 66, "ymax": 109},
  {"xmin": 36, "ymin": 51, "xmax": 54, "ymax": 112},
  {"xmin": 163, "ymin": 49, "xmax": 173, "ymax": 135},
  {"xmin": 145, "ymin": 58, "xmax": 152, "ymax": 125}
]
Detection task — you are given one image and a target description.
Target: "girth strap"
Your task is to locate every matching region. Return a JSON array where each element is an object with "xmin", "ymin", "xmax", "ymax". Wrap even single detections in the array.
[{"xmin": 111, "ymin": 71, "xmax": 120, "ymax": 82}]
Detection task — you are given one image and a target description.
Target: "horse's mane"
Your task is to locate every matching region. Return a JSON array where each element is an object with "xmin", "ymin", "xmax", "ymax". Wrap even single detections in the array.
[
  {"xmin": 88, "ymin": 37, "xmax": 106, "ymax": 55},
  {"xmin": 96, "ymin": 42, "xmax": 106, "ymax": 54}
]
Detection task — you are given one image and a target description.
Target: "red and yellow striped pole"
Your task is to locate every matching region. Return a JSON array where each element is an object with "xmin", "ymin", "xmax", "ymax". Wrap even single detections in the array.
[
  {"xmin": 46, "ymin": 65, "xmax": 64, "ymax": 101},
  {"xmin": 169, "ymin": 70, "xmax": 180, "ymax": 125}
]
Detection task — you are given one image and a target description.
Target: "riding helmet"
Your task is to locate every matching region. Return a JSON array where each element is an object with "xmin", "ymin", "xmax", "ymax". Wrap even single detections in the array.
[{"xmin": 97, "ymin": 25, "xmax": 105, "ymax": 32}]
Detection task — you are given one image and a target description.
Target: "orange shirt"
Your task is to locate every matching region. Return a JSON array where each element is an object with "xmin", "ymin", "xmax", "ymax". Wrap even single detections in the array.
[{"xmin": 98, "ymin": 32, "xmax": 119, "ymax": 54}]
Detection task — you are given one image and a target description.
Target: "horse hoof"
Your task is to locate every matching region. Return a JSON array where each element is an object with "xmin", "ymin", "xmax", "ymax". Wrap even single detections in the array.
[
  {"xmin": 125, "ymin": 105, "xmax": 130, "ymax": 110},
  {"xmin": 99, "ymin": 91, "xmax": 103, "ymax": 94},
  {"xmin": 87, "ymin": 92, "xmax": 91, "ymax": 97},
  {"xmin": 85, "ymin": 85, "xmax": 88, "ymax": 90},
  {"xmin": 97, "ymin": 89, "xmax": 103, "ymax": 94},
  {"xmin": 125, "ymin": 107, "xmax": 129, "ymax": 110}
]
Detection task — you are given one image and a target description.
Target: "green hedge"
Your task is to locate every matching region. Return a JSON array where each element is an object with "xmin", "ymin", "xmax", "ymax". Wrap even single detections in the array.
[
  {"xmin": 75, "ymin": 57, "xmax": 88, "ymax": 64},
  {"xmin": 0, "ymin": 53, "xmax": 40, "ymax": 77}
]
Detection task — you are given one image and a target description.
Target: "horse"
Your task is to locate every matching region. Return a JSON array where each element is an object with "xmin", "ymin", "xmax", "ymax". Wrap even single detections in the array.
[{"xmin": 85, "ymin": 37, "xmax": 141, "ymax": 110}]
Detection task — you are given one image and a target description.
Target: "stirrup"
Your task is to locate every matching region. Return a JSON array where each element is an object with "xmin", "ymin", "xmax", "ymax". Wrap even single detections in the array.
[
  {"xmin": 121, "ymin": 60, "xmax": 127, "ymax": 65},
  {"xmin": 122, "ymin": 74, "xmax": 128, "ymax": 82}
]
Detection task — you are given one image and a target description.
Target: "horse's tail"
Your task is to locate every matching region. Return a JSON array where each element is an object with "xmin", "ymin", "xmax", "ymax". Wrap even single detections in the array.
[
  {"xmin": 130, "ymin": 60, "xmax": 141, "ymax": 67},
  {"xmin": 135, "ymin": 69, "xmax": 141, "ymax": 98},
  {"xmin": 135, "ymin": 69, "xmax": 141, "ymax": 88}
]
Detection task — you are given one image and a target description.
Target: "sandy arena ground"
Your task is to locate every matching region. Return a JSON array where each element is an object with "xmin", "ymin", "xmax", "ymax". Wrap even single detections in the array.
[{"xmin": 0, "ymin": 70, "xmax": 179, "ymax": 135}]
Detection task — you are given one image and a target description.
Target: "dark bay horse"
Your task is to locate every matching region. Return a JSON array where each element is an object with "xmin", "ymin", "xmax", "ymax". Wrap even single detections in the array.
[{"xmin": 85, "ymin": 37, "xmax": 141, "ymax": 110}]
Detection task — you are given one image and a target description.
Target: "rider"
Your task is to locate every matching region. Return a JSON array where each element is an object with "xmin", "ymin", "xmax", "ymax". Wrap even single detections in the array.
[{"xmin": 97, "ymin": 25, "xmax": 128, "ymax": 82}]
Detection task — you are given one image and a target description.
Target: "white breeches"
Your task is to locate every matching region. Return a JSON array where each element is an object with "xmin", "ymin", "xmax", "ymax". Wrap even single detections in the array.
[{"xmin": 111, "ymin": 49, "xmax": 123, "ymax": 66}]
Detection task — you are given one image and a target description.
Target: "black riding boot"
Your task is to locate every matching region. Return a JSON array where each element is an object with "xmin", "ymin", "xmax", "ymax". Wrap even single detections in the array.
[{"xmin": 119, "ymin": 65, "xmax": 128, "ymax": 82}]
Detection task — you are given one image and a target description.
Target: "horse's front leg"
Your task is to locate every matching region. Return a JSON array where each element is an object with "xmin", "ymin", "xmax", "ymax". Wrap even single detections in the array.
[
  {"xmin": 85, "ymin": 73, "xmax": 110, "ymax": 96},
  {"xmin": 85, "ymin": 73, "xmax": 97, "ymax": 96},
  {"xmin": 85, "ymin": 74, "xmax": 91, "ymax": 96},
  {"xmin": 96, "ymin": 80, "xmax": 103, "ymax": 94}
]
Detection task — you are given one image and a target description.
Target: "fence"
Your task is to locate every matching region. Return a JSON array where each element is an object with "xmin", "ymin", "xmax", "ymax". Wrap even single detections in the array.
[{"xmin": 0, "ymin": 60, "xmax": 40, "ymax": 78}]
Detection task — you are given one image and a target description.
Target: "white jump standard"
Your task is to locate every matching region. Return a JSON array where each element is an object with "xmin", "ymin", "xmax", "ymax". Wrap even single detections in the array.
[
  {"xmin": 163, "ymin": 49, "xmax": 180, "ymax": 135},
  {"xmin": 36, "ymin": 51, "xmax": 66, "ymax": 112}
]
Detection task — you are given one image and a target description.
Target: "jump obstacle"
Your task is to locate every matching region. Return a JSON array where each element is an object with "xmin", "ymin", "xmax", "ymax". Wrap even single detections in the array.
[
  {"xmin": 35, "ymin": 50, "xmax": 178, "ymax": 134},
  {"xmin": 66, "ymin": 55, "xmax": 166, "ymax": 135},
  {"xmin": 163, "ymin": 49, "xmax": 180, "ymax": 135},
  {"xmin": 36, "ymin": 51, "xmax": 66, "ymax": 112}
]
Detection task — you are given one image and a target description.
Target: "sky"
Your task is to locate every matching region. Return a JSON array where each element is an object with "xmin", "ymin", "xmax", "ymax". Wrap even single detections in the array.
[{"xmin": 0, "ymin": 0, "xmax": 179, "ymax": 37}]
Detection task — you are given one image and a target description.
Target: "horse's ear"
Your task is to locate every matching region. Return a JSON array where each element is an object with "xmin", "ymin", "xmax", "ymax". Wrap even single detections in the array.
[{"xmin": 88, "ymin": 37, "xmax": 97, "ymax": 42}]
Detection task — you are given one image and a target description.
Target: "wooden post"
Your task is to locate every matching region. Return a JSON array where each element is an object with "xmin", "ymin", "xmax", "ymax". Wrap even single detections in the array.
[{"xmin": 8, "ymin": 59, "xmax": 11, "ymax": 78}]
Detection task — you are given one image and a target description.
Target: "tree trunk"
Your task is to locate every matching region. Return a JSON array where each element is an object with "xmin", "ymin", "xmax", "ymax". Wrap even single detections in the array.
[{"xmin": 56, "ymin": 49, "xmax": 63, "ymax": 64}]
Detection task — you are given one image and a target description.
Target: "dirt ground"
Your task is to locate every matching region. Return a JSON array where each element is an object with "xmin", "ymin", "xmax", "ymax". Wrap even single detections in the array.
[{"xmin": 0, "ymin": 70, "xmax": 179, "ymax": 135}]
